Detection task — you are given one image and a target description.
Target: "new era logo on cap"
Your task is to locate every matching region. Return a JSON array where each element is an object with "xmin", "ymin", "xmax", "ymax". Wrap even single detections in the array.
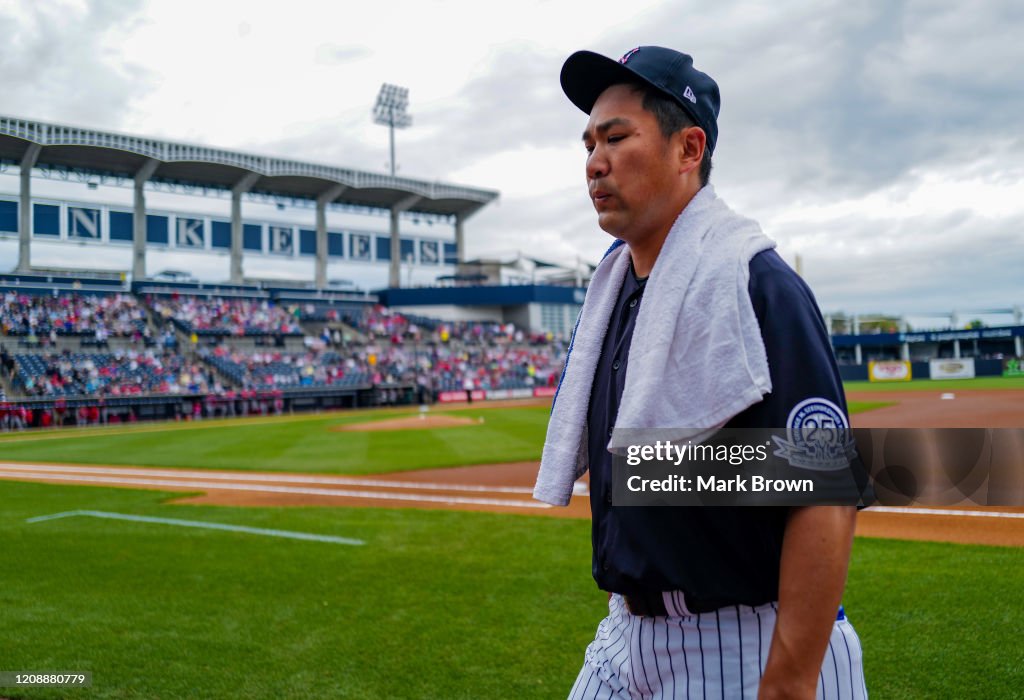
[
  {"xmin": 683, "ymin": 86, "xmax": 696, "ymax": 104},
  {"xmin": 619, "ymin": 47, "xmax": 640, "ymax": 64}
]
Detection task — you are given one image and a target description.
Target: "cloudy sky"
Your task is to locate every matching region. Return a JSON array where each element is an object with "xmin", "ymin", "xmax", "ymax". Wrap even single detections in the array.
[{"xmin": 1, "ymin": 0, "xmax": 1022, "ymax": 320}]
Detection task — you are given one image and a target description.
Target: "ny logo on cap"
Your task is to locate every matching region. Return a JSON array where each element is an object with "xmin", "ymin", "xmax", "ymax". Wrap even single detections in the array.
[
  {"xmin": 619, "ymin": 47, "xmax": 640, "ymax": 64},
  {"xmin": 683, "ymin": 86, "xmax": 697, "ymax": 104}
]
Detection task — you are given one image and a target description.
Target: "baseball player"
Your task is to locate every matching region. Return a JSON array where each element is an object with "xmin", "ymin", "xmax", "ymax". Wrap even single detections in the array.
[{"xmin": 534, "ymin": 46, "xmax": 867, "ymax": 698}]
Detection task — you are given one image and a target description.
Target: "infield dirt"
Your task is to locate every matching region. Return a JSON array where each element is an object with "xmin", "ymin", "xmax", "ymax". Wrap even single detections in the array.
[
  {"xmin": 2, "ymin": 389, "xmax": 1023, "ymax": 547},
  {"xmin": 847, "ymin": 388, "xmax": 1024, "ymax": 428}
]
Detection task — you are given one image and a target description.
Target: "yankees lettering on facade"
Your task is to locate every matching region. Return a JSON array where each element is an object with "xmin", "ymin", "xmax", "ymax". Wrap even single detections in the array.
[{"xmin": 626, "ymin": 474, "xmax": 815, "ymax": 493}]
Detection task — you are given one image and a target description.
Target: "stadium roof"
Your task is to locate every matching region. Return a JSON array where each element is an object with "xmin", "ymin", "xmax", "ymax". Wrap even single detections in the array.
[{"xmin": 0, "ymin": 115, "xmax": 498, "ymax": 219}]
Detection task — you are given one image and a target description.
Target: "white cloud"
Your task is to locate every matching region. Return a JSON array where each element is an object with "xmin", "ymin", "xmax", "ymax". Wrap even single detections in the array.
[
  {"xmin": 1, "ymin": 0, "xmax": 1022, "ymax": 314},
  {"xmin": 449, "ymin": 144, "xmax": 581, "ymax": 200}
]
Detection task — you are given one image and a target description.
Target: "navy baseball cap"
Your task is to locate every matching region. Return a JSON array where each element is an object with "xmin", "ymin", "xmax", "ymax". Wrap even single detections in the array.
[{"xmin": 560, "ymin": 46, "xmax": 721, "ymax": 155}]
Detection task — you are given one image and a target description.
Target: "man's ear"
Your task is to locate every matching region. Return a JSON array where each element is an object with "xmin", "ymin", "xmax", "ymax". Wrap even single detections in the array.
[{"xmin": 677, "ymin": 126, "xmax": 706, "ymax": 175}]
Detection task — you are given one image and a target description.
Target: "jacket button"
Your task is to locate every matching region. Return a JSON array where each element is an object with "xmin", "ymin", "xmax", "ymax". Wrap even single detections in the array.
[
  {"xmin": 629, "ymin": 298, "xmax": 638, "ymax": 308},
  {"xmin": 612, "ymin": 360, "xmax": 620, "ymax": 371}
]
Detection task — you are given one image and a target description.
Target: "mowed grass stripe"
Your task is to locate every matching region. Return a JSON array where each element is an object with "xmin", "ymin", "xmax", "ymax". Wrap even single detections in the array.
[
  {"xmin": 0, "ymin": 402, "xmax": 549, "ymax": 446},
  {"xmin": 0, "ymin": 406, "xmax": 380, "ymax": 444},
  {"xmin": 0, "ymin": 402, "xmax": 889, "ymax": 477},
  {"xmin": 844, "ymin": 375, "xmax": 1024, "ymax": 392},
  {"xmin": 1, "ymin": 480, "xmax": 1021, "ymax": 698},
  {"xmin": 847, "ymin": 400, "xmax": 894, "ymax": 414},
  {"xmin": 0, "ymin": 406, "xmax": 553, "ymax": 475}
]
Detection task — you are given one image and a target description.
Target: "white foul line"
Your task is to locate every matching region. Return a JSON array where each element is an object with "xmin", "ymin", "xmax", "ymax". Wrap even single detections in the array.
[
  {"xmin": 0, "ymin": 462, "xmax": 536, "ymax": 494},
  {"xmin": 25, "ymin": 510, "xmax": 366, "ymax": 545},
  {"xmin": 867, "ymin": 506, "xmax": 1024, "ymax": 520},
  {"xmin": 0, "ymin": 469, "xmax": 552, "ymax": 509}
]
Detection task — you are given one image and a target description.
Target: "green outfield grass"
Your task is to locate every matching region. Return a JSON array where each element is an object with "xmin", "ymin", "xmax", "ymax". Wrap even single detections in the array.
[
  {"xmin": 1, "ymin": 480, "xmax": 1021, "ymax": 699},
  {"xmin": 0, "ymin": 481, "xmax": 598, "ymax": 700},
  {"xmin": 0, "ymin": 401, "xmax": 888, "ymax": 476},
  {"xmin": 0, "ymin": 406, "xmax": 551, "ymax": 475},
  {"xmin": 846, "ymin": 400, "xmax": 894, "ymax": 414},
  {"xmin": 844, "ymin": 375, "xmax": 1024, "ymax": 392},
  {"xmin": 844, "ymin": 537, "xmax": 1024, "ymax": 699}
]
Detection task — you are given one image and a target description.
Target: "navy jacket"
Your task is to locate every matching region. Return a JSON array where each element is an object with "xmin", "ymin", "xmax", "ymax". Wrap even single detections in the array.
[{"xmin": 586, "ymin": 249, "xmax": 848, "ymax": 603}]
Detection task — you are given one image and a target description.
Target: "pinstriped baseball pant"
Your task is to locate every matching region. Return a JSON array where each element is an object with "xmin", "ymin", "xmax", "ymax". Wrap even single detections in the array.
[{"xmin": 568, "ymin": 594, "xmax": 867, "ymax": 700}]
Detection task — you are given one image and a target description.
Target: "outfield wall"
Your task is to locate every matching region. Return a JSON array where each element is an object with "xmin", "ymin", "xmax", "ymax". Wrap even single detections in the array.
[
  {"xmin": 0, "ymin": 384, "xmax": 422, "ymax": 431},
  {"xmin": 838, "ymin": 358, "xmax": 1007, "ymax": 382}
]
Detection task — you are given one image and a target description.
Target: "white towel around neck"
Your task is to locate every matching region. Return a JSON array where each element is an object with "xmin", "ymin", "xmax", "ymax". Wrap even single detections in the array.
[{"xmin": 533, "ymin": 185, "xmax": 776, "ymax": 506}]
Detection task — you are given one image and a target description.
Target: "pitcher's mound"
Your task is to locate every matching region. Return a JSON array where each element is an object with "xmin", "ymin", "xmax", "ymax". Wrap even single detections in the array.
[{"xmin": 333, "ymin": 414, "xmax": 480, "ymax": 432}]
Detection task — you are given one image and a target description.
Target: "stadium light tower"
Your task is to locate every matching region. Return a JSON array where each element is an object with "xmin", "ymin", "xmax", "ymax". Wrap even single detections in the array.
[{"xmin": 373, "ymin": 83, "xmax": 412, "ymax": 176}]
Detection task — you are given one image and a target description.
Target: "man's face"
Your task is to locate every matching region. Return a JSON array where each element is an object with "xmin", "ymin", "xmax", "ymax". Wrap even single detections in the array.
[{"xmin": 582, "ymin": 83, "xmax": 681, "ymax": 243}]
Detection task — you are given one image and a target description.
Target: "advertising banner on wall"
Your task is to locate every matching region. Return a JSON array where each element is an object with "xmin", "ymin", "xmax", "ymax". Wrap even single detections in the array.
[
  {"xmin": 438, "ymin": 388, "xmax": 542, "ymax": 403},
  {"xmin": 1004, "ymin": 358, "xmax": 1024, "ymax": 377},
  {"xmin": 868, "ymin": 360, "xmax": 912, "ymax": 382},
  {"xmin": 929, "ymin": 358, "xmax": 976, "ymax": 380},
  {"xmin": 437, "ymin": 390, "xmax": 486, "ymax": 403}
]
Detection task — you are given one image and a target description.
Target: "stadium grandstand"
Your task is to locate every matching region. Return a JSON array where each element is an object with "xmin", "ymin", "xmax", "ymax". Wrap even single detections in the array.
[
  {"xmin": 0, "ymin": 275, "xmax": 571, "ymax": 430},
  {"xmin": 0, "ymin": 115, "xmax": 1021, "ymax": 431}
]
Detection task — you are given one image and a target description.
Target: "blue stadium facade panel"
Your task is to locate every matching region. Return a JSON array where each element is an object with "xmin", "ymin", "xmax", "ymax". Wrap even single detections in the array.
[
  {"xmin": 109, "ymin": 211, "xmax": 133, "ymax": 242},
  {"xmin": 328, "ymin": 232, "xmax": 344, "ymax": 258},
  {"xmin": 378, "ymin": 285, "xmax": 587, "ymax": 307},
  {"xmin": 33, "ymin": 203, "xmax": 60, "ymax": 236},
  {"xmin": 146, "ymin": 214, "xmax": 169, "ymax": 244},
  {"xmin": 211, "ymin": 220, "xmax": 231, "ymax": 249},
  {"xmin": 299, "ymin": 229, "xmax": 316, "ymax": 256},
  {"xmin": 242, "ymin": 223, "xmax": 262, "ymax": 252},
  {"xmin": 400, "ymin": 238, "xmax": 415, "ymax": 262},
  {"xmin": 0, "ymin": 200, "xmax": 17, "ymax": 232}
]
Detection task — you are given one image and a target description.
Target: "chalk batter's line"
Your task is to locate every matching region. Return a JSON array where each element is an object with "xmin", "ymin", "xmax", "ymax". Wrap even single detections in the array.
[
  {"xmin": 25, "ymin": 510, "xmax": 365, "ymax": 545},
  {"xmin": 0, "ymin": 470, "xmax": 552, "ymax": 509},
  {"xmin": 0, "ymin": 462, "xmax": 536, "ymax": 494},
  {"xmin": 867, "ymin": 506, "xmax": 1024, "ymax": 519}
]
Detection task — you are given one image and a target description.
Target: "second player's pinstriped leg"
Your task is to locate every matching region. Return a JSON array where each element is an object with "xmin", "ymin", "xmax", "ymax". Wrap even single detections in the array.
[
  {"xmin": 569, "ymin": 595, "xmax": 633, "ymax": 700},
  {"xmin": 569, "ymin": 596, "xmax": 867, "ymax": 699},
  {"xmin": 815, "ymin": 616, "xmax": 868, "ymax": 700},
  {"xmin": 568, "ymin": 662, "xmax": 622, "ymax": 700}
]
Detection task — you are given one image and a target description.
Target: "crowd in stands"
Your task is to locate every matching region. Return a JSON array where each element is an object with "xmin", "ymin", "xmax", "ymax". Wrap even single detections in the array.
[
  {"xmin": 147, "ymin": 295, "xmax": 303, "ymax": 336},
  {"xmin": 428, "ymin": 344, "xmax": 563, "ymax": 392},
  {"xmin": 14, "ymin": 349, "xmax": 221, "ymax": 398},
  {"xmin": 0, "ymin": 400, "xmax": 127, "ymax": 430},
  {"xmin": 0, "ymin": 292, "xmax": 149, "ymax": 343},
  {"xmin": 358, "ymin": 305, "xmax": 558, "ymax": 346},
  {"xmin": 177, "ymin": 305, "xmax": 566, "ymax": 393},
  {"xmin": 0, "ymin": 295, "xmax": 569, "ymax": 421},
  {"xmin": 299, "ymin": 303, "xmax": 364, "ymax": 328},
  {"xmin": 273, "ymin": 340, "xmax": 563, "ymax": 393},
  {"xmin": 195, "ymin": 343, "xmax": 563, "ymax": 394},
  {"xmin": 201, "ymin": 346, "xmax": 368, "ymax": 390},
  {"xmin": 0, "ymin": 344, "xmax": 15, "ymax": 380}
]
